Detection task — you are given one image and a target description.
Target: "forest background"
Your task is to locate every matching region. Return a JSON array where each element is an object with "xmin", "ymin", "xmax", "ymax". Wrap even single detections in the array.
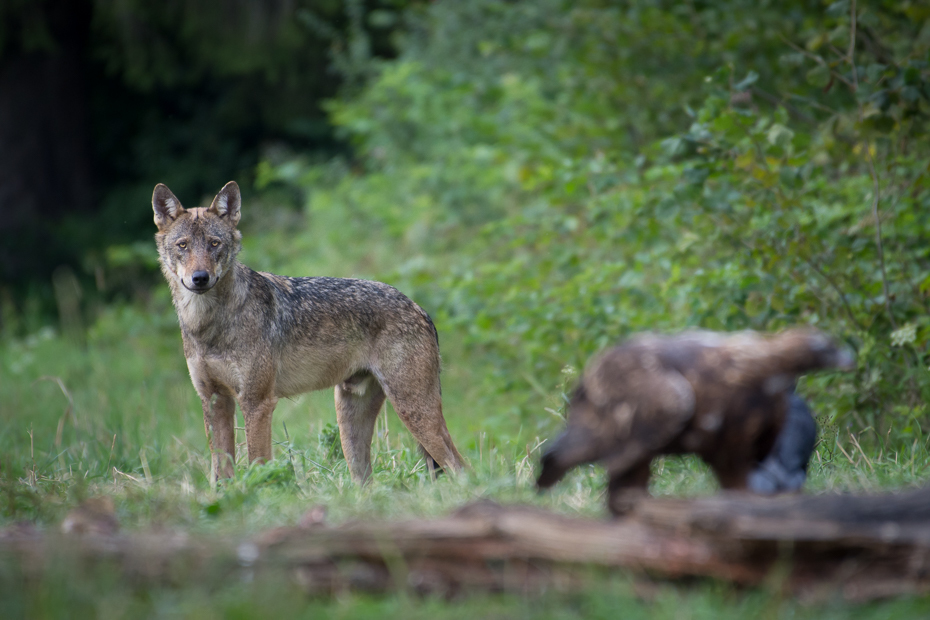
[{"xmin": 1, "ymin": 1, "xmax": 930, "ymax": 617}]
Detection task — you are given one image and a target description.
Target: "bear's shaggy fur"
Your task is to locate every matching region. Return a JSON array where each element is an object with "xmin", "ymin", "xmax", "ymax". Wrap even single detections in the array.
[{"xmin": 537, "ymin": 328, "xmax": 853, "ymax": 515}]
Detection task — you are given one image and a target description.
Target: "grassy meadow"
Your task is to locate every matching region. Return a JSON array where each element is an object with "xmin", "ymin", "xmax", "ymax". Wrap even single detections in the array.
[
  {"xmin": 2, "ymin": 206, "xmax": 929, "ymax": 619},
  {"xmin": 4, "ymin": 0, "xmax": 930, "ymax": 616}
]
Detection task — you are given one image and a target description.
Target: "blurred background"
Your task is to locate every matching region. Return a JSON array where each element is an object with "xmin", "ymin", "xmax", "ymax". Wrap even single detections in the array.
[
  {"xmin": 0, "ymin": 0, "xmax": 397, "ymax": 316},
  {"xmin": 1, "ymin": 0, "xmax": 930, "ymax": 511}
]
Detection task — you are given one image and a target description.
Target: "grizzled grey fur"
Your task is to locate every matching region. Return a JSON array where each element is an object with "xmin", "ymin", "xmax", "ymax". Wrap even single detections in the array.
[{"xmin": 153, "ymin": 181, "xmax": 465, "ymax": 483}]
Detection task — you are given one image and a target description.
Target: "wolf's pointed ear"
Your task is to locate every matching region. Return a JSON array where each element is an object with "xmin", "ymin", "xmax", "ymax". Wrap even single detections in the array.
[
  {"xmin": 153, "ymin": 184, "xmax": 185, "ymax": 231},
  {"xmin": 208, "ymin": 181, "xmax": 241, "ymax": 226}
]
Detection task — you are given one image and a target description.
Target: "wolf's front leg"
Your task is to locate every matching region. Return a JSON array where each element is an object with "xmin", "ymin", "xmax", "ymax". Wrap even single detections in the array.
[
  {"xmin": 202, "ymin": 391, "xmax": 236, "ymax": 482},
  {"xmin": 241, "ymin": 396, "xmax": 277, "ymax": 465}
]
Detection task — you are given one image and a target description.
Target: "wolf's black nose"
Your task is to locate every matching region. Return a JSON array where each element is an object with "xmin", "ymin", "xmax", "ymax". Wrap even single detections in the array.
[{"xmin": 192, "ymin": 271, "xmax": 209, "ymax": 287}]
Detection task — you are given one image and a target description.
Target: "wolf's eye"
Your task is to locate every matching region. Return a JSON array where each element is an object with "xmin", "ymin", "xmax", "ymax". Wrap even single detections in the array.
[
  {"xmin": 177, "ymin": 241, "xmax": 187, "ymax": 249},
  {"xmin": 211, "ymin": 240, "xmax": 219, "ymax": 248}
]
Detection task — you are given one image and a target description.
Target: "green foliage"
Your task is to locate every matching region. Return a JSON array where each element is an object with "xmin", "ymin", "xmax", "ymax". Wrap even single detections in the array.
[
  {"xmin": 3, "ymin": 2, "xmax": 930, "ymax": 613},
  {"xmin": 260, "ymin": 0, "xmax": 930, "ymax": 446},
  {"xmin": 0, "ymin": 0, "xmax": 417, "ymax": 324},
  {"xmin": 318, "ymin": 422, "xmax": 344, "ymax": 461}
]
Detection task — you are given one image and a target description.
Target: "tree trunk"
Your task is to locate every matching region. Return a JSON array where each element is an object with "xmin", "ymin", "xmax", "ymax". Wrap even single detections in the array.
[{"xmin": 0, "ymin": 0, "xmax": 95, "ymax": 281}]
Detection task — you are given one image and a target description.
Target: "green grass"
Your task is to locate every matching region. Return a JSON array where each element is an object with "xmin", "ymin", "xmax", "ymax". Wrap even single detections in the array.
[
  {"xmin": 2, "ymin": 215, "xmax": 929, "ymax": 618},
  {"xmin": 2, "ymin": 298, "xmax": 927, "ymax": 530},
  {"xmin": 2, "ymin": 301, "xmax": 930, "ymax": 618},
  {"xmin": 4, "ymin": 561, "xmax": 930, "ymax": 620},
  {"xmin": 6, "ymin": 301, "xmax": 925, "ymax": 531}
]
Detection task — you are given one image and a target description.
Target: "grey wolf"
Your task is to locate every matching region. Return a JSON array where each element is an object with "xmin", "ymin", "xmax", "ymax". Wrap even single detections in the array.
[
  {"xmin": 536, "ymin": 329, "xmax": 853, "ymax": 514},
  {"xmin": 152, "ymin": 180, "xmax": 465, "ymax": 483}
]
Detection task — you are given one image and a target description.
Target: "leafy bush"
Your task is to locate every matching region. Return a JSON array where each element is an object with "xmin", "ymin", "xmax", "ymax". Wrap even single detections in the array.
[{"xmin": 265, "ymin": 0, "xmax": 930, "ymax": 447}]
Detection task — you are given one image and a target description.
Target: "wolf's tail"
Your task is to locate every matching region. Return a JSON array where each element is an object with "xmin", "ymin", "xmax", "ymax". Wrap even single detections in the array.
[{"xmin": 423, "ymin": 310, "xmax": 440, "ymax": 348}]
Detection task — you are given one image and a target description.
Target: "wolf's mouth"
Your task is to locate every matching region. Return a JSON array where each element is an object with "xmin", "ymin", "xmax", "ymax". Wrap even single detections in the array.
[
  {"xmin": 183, "ymin": 281, "xmax": 214, "ymax": 294},
  {"xmin": 184, "ymin": 269, "xmax": 215, "ymax": 294}
]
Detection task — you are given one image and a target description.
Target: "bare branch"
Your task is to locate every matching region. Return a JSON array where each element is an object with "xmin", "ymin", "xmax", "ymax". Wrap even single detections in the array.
[
  {"xmin": 750, "ymin": 87, "xmax": 817, "ymax": 124},
  {"xmin": 779, "ymin": 35, "xmax": 857, "ymax": 91},
  {"xmin": 796, "ymin": 253, "xmax": 866, "ymax": 331},
  {"xmin": 866, "ymin": 146, "xmax": 896, "ymax": 329},
  {"xmin": 849, "ymin": 0, "xmax": 859, "ymax": 92},
  {"xmin": 845, "ymin": 0, "xmax": 895, "ymax": 329}
]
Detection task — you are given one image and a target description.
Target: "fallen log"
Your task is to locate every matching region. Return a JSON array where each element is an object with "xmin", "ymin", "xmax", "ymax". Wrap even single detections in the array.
[
  {"xmin": 255, "ymin": 489, "xmax": 930, "ymax": 601},
  {"xmin": 2, "ymin": 488, "xmax": 929, "ymax": 601}
]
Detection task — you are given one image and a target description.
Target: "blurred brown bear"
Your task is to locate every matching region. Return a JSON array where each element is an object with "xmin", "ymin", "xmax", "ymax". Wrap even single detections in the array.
[{"xmin": 536, "ymin": 328, "xmax": 854, "ymax": 515}]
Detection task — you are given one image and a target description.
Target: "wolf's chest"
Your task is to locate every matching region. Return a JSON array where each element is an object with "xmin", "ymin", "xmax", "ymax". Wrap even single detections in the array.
[{"xmin": 186, "ymin": 354, "xmax": 246, "ymax": 397}]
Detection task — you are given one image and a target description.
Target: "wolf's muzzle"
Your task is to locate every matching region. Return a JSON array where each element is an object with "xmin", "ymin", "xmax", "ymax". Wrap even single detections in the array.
[{"xmin": 186, "ymin": 270, "xmax": 213, "ymax": 294}]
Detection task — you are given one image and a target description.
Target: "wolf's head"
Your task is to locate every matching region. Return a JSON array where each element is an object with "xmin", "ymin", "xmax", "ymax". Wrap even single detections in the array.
[{"xmin": 153, "ymin": 181, "xmax": 243, "ymax": 295}]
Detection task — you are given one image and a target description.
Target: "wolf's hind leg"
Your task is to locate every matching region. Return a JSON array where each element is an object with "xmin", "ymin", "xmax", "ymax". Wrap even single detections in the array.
[
  {"xmin": 379, "ymin": 372, "xmax": 465, "ymax": 476},
  {"xmin": 202, "ymin": 391, "xmax": 236, "ymax": 482},
  {"xmin": 335, "ymin": 372, "xmax": 386, "ymax": 483}
]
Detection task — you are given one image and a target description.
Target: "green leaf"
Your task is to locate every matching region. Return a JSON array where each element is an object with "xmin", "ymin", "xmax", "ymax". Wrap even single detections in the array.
[
  {"xmin": 805, "ymin": 65, "xmax": 831, "ymax": 88},
  {"xmin": 766, "ymin": 123, "xmax": 794, "ymax": 149},
  {"xmin": 826, "ymin": 1, "xmax": 850, "ymax": 18},
  {"xmin": 863, "ymin": 115, "xmax": 896, "ymax": 133},
  {"xmin": 891, "ymin": 324, "xmax": 917, "ymax": 347},
  {"xmin": 734, "ymin": 71, "xmax": 759, "ymax": 91}
]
